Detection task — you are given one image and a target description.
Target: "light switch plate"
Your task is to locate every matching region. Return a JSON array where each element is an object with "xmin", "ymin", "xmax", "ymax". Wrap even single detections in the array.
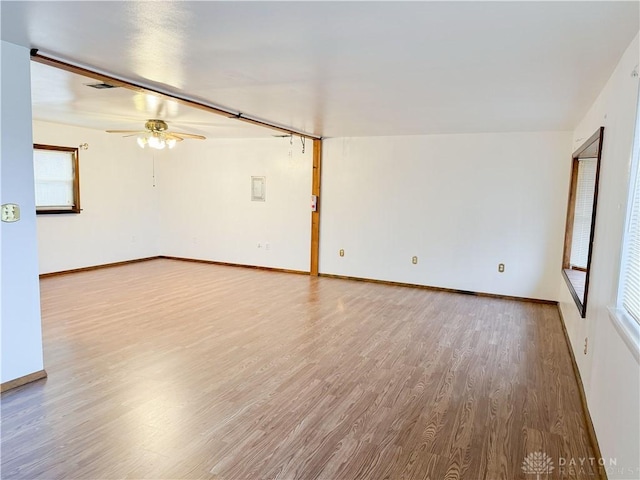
[{"xmin": 1, "ymin": 203, "xmax": 20, "ymax": 222}]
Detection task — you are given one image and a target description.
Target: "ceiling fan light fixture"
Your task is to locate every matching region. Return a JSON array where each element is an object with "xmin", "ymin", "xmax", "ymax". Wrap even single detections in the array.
[
  {"xmin": 148, "ymin": 134, "xmax": 165, "ymax": 150},
  {"xmin": 108, "ymin": 118, "xmax": 205, "ymax": 149}
]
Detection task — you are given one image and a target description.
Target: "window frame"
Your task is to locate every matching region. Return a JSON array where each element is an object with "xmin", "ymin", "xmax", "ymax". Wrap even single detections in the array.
[
  {"xmin": 609, "ymin": 83, "xmax": 640, "ymax": 360},
  {"xmin": 33, "ymin": 143, "xmax": 81, "ymax": 214},
  {"xmin": 561, "ymin": 127, "xmax": 604, "ymax": 318},
  {"xmin": 617, "ymin": 85, "xmax": 640, "ymax": 324}
]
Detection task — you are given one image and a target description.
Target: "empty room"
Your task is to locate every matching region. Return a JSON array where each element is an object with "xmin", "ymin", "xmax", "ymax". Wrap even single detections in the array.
[{"xmin": 1, "ymin": 2, "xmax": 639, "ymax": 479}]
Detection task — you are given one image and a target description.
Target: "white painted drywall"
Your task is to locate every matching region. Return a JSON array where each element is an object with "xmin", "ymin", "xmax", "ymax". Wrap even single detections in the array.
[
  {"xmin": 1, "ymin": 41, "xmax": 44, "ymax": 383},
  {"xmin": 558, "ymin": 33, "xmax": 640, "ymax": 479},
  {"xmin": 320, "ymin": 132, "xmax": 571, "ymax": 300},
  {"xmin": 158, "ymin": 137, "xmax": 312, "ymax": 272},
  {"xmin": 33, "ymin": 121, "xmax": 161, "ymax": 274}
]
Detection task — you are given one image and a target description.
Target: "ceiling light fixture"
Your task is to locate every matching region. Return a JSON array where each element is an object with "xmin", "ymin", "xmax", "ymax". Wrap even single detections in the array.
[
  {"xmin": 136, "ymin": 132, "xmax": 177, "ymax": 150},
  {"xmin": 107, "ymin": 119, "xmax": 205, "ymax": 149}
]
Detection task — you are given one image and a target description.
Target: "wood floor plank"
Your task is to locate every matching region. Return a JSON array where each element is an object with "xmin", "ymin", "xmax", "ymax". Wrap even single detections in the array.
[{"xmin": 1, "ymin": 259, "xmax": 598, "ymax": 479}]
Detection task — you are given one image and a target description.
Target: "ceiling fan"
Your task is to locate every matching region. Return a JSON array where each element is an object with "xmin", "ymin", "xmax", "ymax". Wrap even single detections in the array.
[{"xmin": 106, "ymin": 119, "xmax": 206, "ymax": 150}]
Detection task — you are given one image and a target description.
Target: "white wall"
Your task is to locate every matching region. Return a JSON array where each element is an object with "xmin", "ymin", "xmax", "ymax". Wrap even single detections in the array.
[
  {"xmin": 558, "ymin": 33, "xmax": 639, "ymax": 479},
  {"xmin": 1, "ymin": 41, "xmax": 44, "ymax": 383},
  {"xmin": 158, "ymin": 137, "xmax": 312, "ymax": 272},
  {"xmin": 32, "ymin": 123, "xmax": 313, "ymax": 274},
  {"xmin": 320, "ymin": 132, "xmax": 571, "ymax": 300},
  {"xmin": 33, "ymin": 121, "xmax": 160, "ymax": 274}
]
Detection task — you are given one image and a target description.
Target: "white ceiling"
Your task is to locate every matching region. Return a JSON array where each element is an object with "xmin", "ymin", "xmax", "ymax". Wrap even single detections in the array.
[
  {"xmin": 29, "ymin": 62, "xmax": 275, "ymax": 139},
  {"xmin": 2, "ymin": 1, "xmax": 639, "ymax": 138}
]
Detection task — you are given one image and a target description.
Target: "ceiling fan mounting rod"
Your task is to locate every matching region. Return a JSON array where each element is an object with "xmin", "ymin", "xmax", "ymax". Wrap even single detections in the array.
[{"xmin": 30, "ymin": 49, "xmax": 321, "ymax": 141}]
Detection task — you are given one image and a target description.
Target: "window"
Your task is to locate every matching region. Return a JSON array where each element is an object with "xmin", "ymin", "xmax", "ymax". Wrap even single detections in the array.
[
  {"xmin": 619, "ymin": 92, "xmax": 640, "ymax": 326},
  {"xmin": 569, "ymin": 158, "xmax": 597, "ymax": 269},
  {"xmin": 561, "ymin": 127, "xmax": 604, "ymax": 318},
  {"xmin": 33, "ymin": 144, "xmax": 80, "ymax": 214}
]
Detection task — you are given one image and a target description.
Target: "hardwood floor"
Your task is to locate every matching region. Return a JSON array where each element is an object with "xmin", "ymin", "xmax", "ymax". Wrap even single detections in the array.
[{"xmin": 1, "ymin": 259, "xmax": 598, "ymax": 479}]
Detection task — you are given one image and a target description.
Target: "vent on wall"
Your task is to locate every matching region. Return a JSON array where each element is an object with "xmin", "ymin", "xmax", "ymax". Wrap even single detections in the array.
[{"xmin": 85, "ymin": 82, "xmax": 118, "ymax": 90}]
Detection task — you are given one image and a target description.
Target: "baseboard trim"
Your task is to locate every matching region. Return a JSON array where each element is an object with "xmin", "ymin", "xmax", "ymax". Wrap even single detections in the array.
[
  {"xmin": 159, "ymin": 256, "xmax": 310, "ymax": 276},
  {"xmin": 556, "ymin": 305, "xmax": 607, "ymax": 480},
  {"xmin": 318, "ymin": 273, "xmax": 557, "ymax": 305},
  {"xmin": 38, "ymin": 255, "xmax": 555, "ymax": 306},
  {"xmin": 39, "ymin": 257, "xmax": 160, "ymax": 278},
  {"xmin": 1, "ymin": 369, "xmax": 47, "ymax": 393}
]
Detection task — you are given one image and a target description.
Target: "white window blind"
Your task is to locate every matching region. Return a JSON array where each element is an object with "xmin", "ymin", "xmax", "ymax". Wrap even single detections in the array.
[
  {"xmin": 570, "ymin": 158, "xmax": 597, "ymax": 269},
  {"xmin": 622, "ymin": 104, "xmax": 640, "ymax": 325},
  {"xmin": 34, "ymin": 148, "xmax": 76, "ymax": 210}
]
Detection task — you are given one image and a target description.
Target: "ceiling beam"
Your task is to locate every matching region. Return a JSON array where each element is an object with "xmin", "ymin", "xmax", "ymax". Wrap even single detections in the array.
[{"xmin": 30, "ymin": 49, "xmax": 321, "ymax": 141}]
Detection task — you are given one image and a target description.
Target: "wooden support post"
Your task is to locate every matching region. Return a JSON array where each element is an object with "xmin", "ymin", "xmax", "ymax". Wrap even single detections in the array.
[{"xmin": 310, "ymin": 139, "xmax": 322, "ymax": 276}]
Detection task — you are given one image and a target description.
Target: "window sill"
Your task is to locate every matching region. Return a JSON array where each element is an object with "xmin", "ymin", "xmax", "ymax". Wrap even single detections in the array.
[
  {"xmin": 36, "ymin": 209, "xmax": 81, "ymax": 215},
  {"xmin": 607, "ymin": 307, "xmax": 640, "ymax": 364}
]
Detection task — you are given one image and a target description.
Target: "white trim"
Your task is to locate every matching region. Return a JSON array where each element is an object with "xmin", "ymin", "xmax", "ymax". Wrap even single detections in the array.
[{"xmin": 607, "ymin": 306, "xmax": 640, "ymax": 364}]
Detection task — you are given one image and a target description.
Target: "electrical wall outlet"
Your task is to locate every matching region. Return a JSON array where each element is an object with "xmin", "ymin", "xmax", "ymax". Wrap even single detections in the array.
[
  {"xmin": 498, "ymin": 263, "xmax": 505, "ymax": 273},
  {"xmin": 1, "ymin": 203, "xmax": 20, "ymax": 223},
  {"xmin": 339, "ymin": 249, "xmax": 344, "ymax": 257},
  {"xmin": 412, "ymin": 256, "xmax": 418, "ymax": 264}
]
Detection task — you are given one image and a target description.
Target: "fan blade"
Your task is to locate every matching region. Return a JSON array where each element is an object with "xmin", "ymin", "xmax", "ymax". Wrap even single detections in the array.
[
  {"xmin": 169, "ymin": 132, "xmax": 206, "ymax": 140},
  {"xmin": 106, "ymin": 130, "xmax": 146, "ymax": 134},
  {"xmin": 164, "ymin": 133, "xmax": 184, "ymax": 142}
]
